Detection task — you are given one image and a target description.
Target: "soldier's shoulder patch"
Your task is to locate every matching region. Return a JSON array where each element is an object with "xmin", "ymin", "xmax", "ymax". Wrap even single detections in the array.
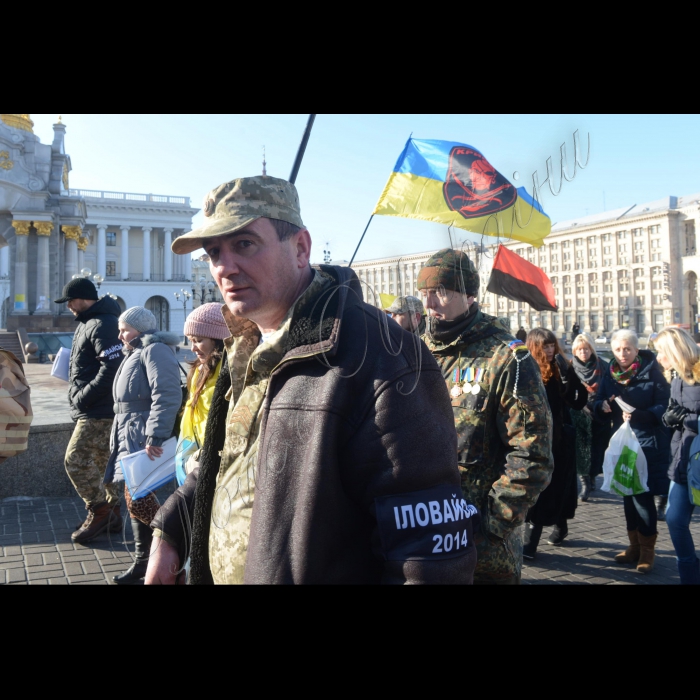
[
  {"xmin": 507, "ymin": 339, "xmax": 528, "ymax": 352},
  {"xmin": 375, "ymin": 485, "xmax": 478, "ymax": 561}
]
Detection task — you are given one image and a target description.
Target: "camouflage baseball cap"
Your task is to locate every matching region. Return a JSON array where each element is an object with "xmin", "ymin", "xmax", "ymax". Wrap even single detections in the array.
[
  {"xmin": 172, "ymin": 176, "xmax": 304, "ymax": 255},
  {"xmin": 387, "ymin": 295, "xmax": 425, "ymax": 316},
  {"xmin": 416, "ymin": 248, "xmax": 480, "ymax": 296}
]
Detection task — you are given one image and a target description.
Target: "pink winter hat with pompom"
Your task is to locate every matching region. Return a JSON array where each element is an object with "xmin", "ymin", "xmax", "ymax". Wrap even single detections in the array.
[{"xmin": 184, "ymin": 303, "xmax": 230, "ymax": 340}]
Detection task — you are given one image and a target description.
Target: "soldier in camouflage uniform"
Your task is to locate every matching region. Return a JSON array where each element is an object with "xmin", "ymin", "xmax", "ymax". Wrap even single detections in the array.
[
  {"xmin": 387, "ymin": 295, "xmax": 426, "ymax": 336},
  {"xmin": 418, "ymin": 248, "xmax": 554, "ymax": 584}
]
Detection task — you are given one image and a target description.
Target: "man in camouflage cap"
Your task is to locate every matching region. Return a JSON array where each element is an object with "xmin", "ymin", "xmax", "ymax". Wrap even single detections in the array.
[
  {"xmin": 418, "ymin": 247, "xmax": 553, "ymax": 584},
  {"xmin": 146, "ymin": 176, "xmax": 476, "ymax": 585},
  {"xmin": 388, "ymin": 295, "xmax": 426, "ymax": 336}
]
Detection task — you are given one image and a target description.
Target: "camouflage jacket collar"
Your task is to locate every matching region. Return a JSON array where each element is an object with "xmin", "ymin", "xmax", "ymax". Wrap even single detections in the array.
[
  {"xmin": 426, "ymin": 309, "xmax": 502, "ymax": 354},
  {"xmin": 221, "ymin": 264, "xmax": 355, "ymax": 372}
]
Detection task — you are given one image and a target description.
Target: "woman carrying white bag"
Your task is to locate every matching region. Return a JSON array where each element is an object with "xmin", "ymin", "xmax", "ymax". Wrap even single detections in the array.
[
  {"xmin": 594, "ymin": 329, "xmax": 671, "ymax": 573},
  {"xmin": 103, "ymin": 307, "xmax": 182, "ymax": 585}
]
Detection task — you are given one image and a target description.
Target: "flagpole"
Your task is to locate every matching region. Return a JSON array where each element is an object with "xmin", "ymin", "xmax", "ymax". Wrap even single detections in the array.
[
  {"xmin": 348, "ymin": 215, "xmax": 374, "ymax": 267},
  {"xmin": 289, "ymin": 114, "xmax": 316, "ymax": 184}
]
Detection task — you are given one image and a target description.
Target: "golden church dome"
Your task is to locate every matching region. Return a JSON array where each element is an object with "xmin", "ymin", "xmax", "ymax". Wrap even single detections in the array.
[{"xmin": 0, "ymin": 114, "xmax": 34, "ymax": 133}]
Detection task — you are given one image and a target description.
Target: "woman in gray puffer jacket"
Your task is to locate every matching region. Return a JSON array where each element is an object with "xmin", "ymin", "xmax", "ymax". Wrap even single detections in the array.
[{"xmin": 104, "ymin": 306, "xmax": 182, "ymax": 585}]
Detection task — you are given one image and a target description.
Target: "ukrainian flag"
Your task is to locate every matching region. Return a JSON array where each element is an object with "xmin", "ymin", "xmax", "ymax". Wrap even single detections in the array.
[{"xmin": 373, "ymin": 138, "xmax": 551, "ymax": 247}]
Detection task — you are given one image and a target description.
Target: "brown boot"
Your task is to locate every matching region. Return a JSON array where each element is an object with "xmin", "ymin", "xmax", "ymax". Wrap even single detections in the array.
[
  {"xmin": 614, "ymin": 530, "xmax": 640, "ymax": 564},
  {"xmin": 76, "ymin": 503, "xmax": 123, "ymax": 532},
  {"xmin": 109, "ymin": 504, "xmax": 123, "ymax": 533},
  {"xmin": 636, "ymin": 533, "xmax": 657, "ymax": 574},
  {"xmin": 72, "ymin": 502, "xmax": 113, "ymax": 544}
]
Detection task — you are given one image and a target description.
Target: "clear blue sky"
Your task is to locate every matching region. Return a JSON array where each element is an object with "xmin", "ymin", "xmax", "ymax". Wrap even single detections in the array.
[{"xmin": 31, "ymin": 114, "xmax": 700, "ymax": 264}]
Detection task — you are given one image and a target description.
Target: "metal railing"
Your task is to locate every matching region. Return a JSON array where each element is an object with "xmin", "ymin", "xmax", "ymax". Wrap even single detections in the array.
[{"xmin": 68, "ymin": 189, "xmax": 190, "ymax": 206}]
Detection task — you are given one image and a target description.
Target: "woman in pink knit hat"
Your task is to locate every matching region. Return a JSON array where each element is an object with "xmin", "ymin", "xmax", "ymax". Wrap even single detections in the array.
[{"xmin": 176, "ymin": 303, "xmax": 230, "ymax": 486}]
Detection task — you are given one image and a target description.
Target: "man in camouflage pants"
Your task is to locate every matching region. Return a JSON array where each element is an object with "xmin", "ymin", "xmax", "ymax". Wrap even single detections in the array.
[
  {"xmin": 54, "ymin": 278, "xmax": 124, "ymax": 544},
  {"xmin": 418, "ymin": 248, "xmax": 554, "ymax": 584}
]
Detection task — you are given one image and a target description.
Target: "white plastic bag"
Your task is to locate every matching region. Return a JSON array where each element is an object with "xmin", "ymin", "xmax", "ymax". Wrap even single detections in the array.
[
  {"xmin": 601, "ymin": 420, "xmax": 649, "ymax": 496},
  {"xmin": 50, "ymin": 346, "xmax": 70, "ymax": 382}
]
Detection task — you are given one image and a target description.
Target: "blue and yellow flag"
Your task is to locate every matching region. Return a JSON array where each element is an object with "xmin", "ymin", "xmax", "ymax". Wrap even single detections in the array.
[{"xmin": 373, "ymin": 138, "xmax": 551, "ymax": 247}]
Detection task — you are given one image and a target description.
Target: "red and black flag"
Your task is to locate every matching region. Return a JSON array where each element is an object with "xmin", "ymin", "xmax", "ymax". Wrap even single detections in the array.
[{"xmin": 486, "ymin": 244, "xmax": 558, "ymax": 312}]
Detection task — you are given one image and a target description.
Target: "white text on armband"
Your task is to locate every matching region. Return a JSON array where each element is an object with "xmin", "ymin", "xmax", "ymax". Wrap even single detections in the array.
[{"xmin": 393, "ymin": 498, "xmax": 477, "ymax": 530}]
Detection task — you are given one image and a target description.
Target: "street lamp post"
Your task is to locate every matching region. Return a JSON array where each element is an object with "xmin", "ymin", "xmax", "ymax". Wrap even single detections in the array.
[
  {"xmin": 174, "ymin": 289, "xmax": 191, "ymax": 345},
  {"xmin": 191, "ymin": 276, "xmax": 217, "ymax": 307}
]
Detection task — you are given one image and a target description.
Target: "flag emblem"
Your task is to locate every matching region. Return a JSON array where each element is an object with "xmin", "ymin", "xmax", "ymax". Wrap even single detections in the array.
[{"xmin": 444, "ymin": 146, "xmax": 517, "ymax": 219}]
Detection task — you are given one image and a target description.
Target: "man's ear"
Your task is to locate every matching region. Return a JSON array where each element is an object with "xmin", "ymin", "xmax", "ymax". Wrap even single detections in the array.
[{"xmin": 294, "ymin": 228, "xmax": 312, "ymax": 269}]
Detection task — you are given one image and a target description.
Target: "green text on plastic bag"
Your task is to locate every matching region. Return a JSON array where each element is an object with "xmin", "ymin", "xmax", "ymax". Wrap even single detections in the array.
[{"xmin": 611, "ymin": 446, "xmax": 646, "ymax": 496}]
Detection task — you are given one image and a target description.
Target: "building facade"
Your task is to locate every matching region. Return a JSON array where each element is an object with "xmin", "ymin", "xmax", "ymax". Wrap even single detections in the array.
[
  {"xmin": 480, "ymin": 194, "xmax": 700, "ymax": 337},
  {"xmin": 0, "ymin": 114, "xmax": 206, "ymax": 336}
]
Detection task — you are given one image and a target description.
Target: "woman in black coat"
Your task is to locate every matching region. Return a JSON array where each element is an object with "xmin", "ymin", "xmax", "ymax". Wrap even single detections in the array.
[
  {"xmin": 653, "ymin": 327, "xmax": 700, "ymax": 584},
  {"xmin": 571, "ymin": 332, "xmax": 611, "ymax": 500},
  {"xmin": 522, "ymin": 328, "xmax": 588, "ymax": 559},
  {"xmin": 594, "ymin": 329, "xmax": 670, "ymax": 574}
]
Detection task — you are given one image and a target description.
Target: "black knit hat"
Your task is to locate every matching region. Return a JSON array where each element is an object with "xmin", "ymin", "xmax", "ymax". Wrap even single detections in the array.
[{"xmin": 54, "ymin": 278, "xmax": 99, "ymax": 304}]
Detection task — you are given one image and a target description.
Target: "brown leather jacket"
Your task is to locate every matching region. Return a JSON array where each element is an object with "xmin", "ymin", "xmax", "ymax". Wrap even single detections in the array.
[{"xmin": 151, "ymin": 265, "xmax": 476, "ymax": 584}]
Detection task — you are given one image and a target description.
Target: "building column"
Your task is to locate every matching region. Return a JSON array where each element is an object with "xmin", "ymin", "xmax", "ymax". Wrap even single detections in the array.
[
  {"xmin": 11, "ymin": 221, "xmax": 30, "ymax": 314},
  {"xmin": 182, "ymin": 247, "xmax": 192, "ymax": 283},
  {"xmin": 77, "ymin": 235, "xmax": 88, "ymax": 273},
  {"xmin": 78, "ymin": 236, "xmax": 89, "ymax": 270},
  {"xmin": 164, "ymin": 228, "xmax": 173, "ymax": 281},
  {"xmin": 142, "ymin": 227, "xmax": 152, "ymax": 281},
  {"xmin": 0, "ymin": 245, "xmax": 9, "ymax": 278},
  {"xmin": 34, "ymin": 221, "xmax": 53, "ymax": 313},
  {"xmin": 63, "ymin": 226, "xmax": 81, "ymax": 282},
  {"xmin": 120, "ymin": 226, "xmax": 130, "ymax": 280},
  {"xmin": 96, "ymin": 224, "xmax": 107, "ymax": 278}
]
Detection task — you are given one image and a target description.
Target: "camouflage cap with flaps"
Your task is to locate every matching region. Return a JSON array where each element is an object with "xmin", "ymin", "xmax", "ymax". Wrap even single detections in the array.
[
  {"xmin": 387, "ymin": 295, "xmax": 425, "ymax": 316},
  {"xmin": 417, "ymin": 248, "xmax": 480, "ymax": 295},
  {"xmin": 172, "ymin": 175, "xmax": 304, "ymax": 255}
]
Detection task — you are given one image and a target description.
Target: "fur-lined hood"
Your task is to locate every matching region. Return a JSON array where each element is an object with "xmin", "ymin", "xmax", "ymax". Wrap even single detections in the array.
[{"xmin": 141, "ymin": 330, "xmax": 181, "ymax": 347}]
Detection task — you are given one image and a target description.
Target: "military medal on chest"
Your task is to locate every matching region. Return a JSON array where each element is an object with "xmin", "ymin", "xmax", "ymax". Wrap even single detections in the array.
[{"xmin": 450, "ymin": 366, "xmax": 484, "ymax": 398}]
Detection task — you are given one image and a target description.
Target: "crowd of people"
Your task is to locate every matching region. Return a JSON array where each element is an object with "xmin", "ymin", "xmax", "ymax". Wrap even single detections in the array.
[{"xmin": 41, "ymin": 173, "xmax": 699, "ymax": 585}]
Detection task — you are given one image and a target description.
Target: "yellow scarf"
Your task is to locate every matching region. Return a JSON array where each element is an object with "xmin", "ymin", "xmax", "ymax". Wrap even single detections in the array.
[{"xmin": 180, "ymin": 358, "xmax": 222, "ymax": 447}]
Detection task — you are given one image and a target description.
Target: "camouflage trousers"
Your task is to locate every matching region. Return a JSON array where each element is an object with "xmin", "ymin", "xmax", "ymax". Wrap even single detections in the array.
[
  {"xmin": 65, "ymin": 418, "xmax": 120, "ymax": 508},
  {"xmin": 473, "ymin": 526, "xmax": 523, "ymax": 585}
]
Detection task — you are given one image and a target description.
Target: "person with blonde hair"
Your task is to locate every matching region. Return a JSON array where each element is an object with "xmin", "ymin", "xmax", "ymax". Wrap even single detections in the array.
[
  {"xmin": 654, "ymin": 326, "xmax": 700, "ymax": 584},
  {"xmin": 594, "ymin": 328, "xmax": 671, "ymax": 573},
  {"xmin": 571, "ymin": 332, "xmax": 611, "ymax": 501}
]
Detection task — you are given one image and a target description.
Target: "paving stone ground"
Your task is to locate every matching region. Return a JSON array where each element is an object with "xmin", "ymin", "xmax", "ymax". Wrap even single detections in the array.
[
  {"xmin": 2, "ymin": 475, "xmax": 698, "ymax": 584},
  {"xmin": 521, "ymin": 477, "xmax": 700, "ymax": 585}
]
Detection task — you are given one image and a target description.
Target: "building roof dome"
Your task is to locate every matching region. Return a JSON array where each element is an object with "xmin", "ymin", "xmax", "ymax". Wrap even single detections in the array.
[{"xmin": 1, "ymin": 114, "xmax": 34, "ymax": 133}]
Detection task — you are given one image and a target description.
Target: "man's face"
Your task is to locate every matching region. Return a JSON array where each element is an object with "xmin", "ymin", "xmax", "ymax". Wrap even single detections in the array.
[
  {"xmin": 391, "ymin": 311, "xmax": 421, "ymax": 332},
  {"xmin": 203, "ymin": 218, "xmax": 311, "ymax": 327},
  {"xmin": 420, "ymin": 288, "xmax": 474, "ymax": 322},
  {"xmin": 66, "ymin": 298, "xmax": 92, "ymax": 316}
]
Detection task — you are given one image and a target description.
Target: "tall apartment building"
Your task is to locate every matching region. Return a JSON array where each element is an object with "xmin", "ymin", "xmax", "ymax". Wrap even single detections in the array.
[
  {"xmin": 353, "ymin": 192, "xmax": 700, "ymax": 338},
  {"xmin": 481, "ymin": 193, "xmax": 700, "ymax": 337}
]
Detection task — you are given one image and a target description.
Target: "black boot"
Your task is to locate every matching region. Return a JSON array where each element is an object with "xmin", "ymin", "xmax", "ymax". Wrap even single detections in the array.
[
  {"xmin": 548, "ymin": 520, "xmax": 569, "ymax": 545},
  {"xmin": 579, "ymin": 475, "xmax": 591, "ymax": 502},
  {"xmin": 654, "ymin": 495, "xmax": 668, "ymax": 522},
  {"xmin": 113, "ymin": 518, "xmax": 153, "ymax": 585},
  {"xmin": 522, "ymin": 523, "xmax": 543, "ymax": 560}
]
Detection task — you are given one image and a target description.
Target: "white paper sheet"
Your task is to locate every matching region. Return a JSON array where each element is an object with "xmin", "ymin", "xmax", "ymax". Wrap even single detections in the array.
[{"xmin": 120, "ymin": 437, "xmax": 177, "ymax": 500}]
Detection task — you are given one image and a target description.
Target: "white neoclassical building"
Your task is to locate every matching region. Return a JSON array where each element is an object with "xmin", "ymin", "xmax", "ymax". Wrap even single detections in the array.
[{"xmin": 0, "ymin": 114, "xmax": 211, "ymax": 336}]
